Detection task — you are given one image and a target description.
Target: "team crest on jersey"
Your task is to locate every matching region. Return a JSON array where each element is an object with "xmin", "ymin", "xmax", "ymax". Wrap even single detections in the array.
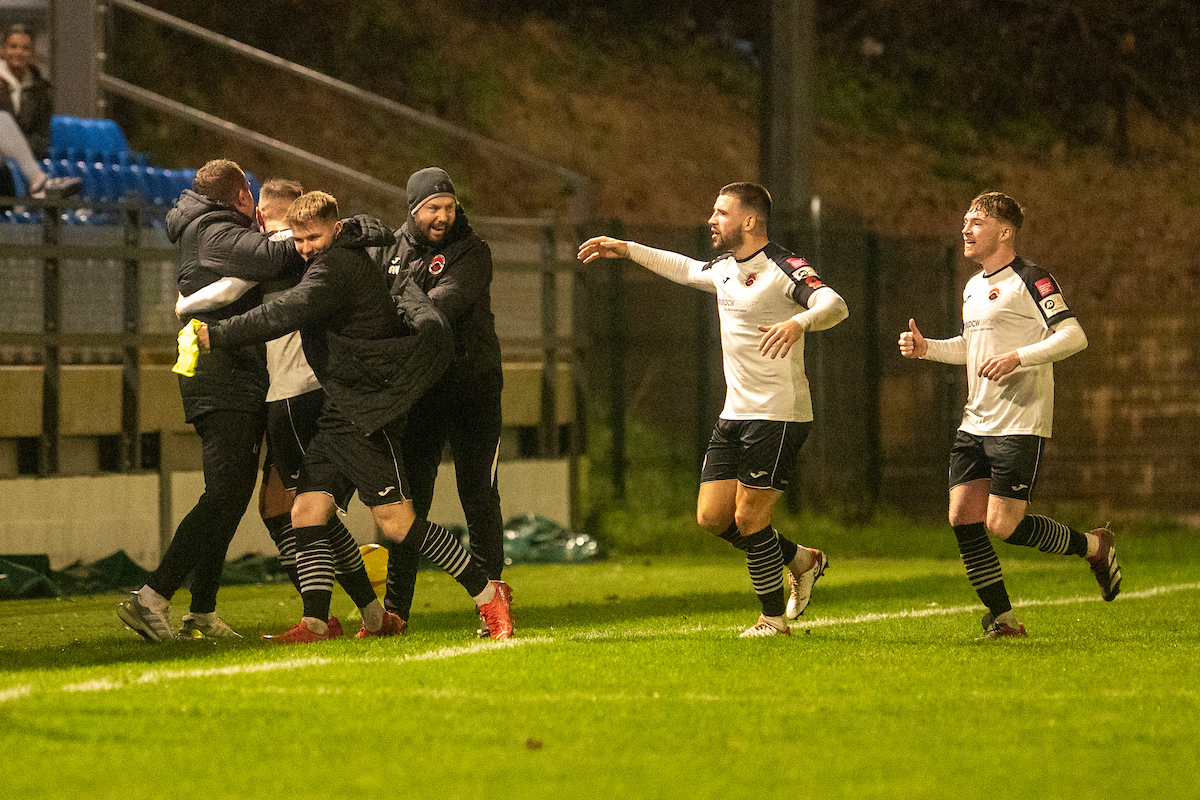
[
  {"xmin": 429, "ymin": 254, "xmax": 446, "ymax": 275},
  {"xmin": 988, "ymin": 287, "xmax": 1001, "ymax": 301},
  {"xmin": 745, "ymin": 272, "xmax": 757, "ymax": 286}
]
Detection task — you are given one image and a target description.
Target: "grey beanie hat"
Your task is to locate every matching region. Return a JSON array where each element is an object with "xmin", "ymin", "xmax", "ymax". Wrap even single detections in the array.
[{"xmin": 406, "ymin": 167, "xmax": 456, "ymax": 214}]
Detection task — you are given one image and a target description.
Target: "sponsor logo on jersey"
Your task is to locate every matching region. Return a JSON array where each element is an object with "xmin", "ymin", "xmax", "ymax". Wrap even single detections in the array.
[
  {"xmin": 745, "ymin": 272, "xmax": 757, "ymax": 286},
  {"xmin": 1040, "ymin": 293, "xmax": 1068, "ymax": 316},
  {"xmin": 429, "ymin": 254, "xmax": 446, "ymax": 275},
  {"xmin": 804, "ymin": 275, "xmax": 824, "ymax": 289},
  {"xmin": 989, "ymin": 287, "xmax": 1001, "ymax": 301},
  {"xmin": 388, "ymin": 255, "xmax": 402, "ymax": 275},
  {"xmin": 750, "ymin": 470, "xmax": 768, "ymax": 479},
  {"xmin": 1035, "ymin": 277, "xmax": 1056, "ymax": 298},
  {"xmin": 787, "ymin": 257, "xmax": 810, "ymax": 270},
  {"xmin": 377, "ymin": 486, "xmax": 396, "ymax": 497}
]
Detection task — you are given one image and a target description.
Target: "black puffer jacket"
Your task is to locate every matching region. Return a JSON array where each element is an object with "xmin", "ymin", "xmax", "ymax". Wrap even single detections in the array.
[
  {"xmin": 208, "ymin": 216, "xmax": 453, "ymax": 436},
  {"xmin": 167, "ymin": 189, "xmax": 304, "ymax": 421},
  {"xmin": 372, "ymin": 208, "xmax": 503, "ymax": 397}
]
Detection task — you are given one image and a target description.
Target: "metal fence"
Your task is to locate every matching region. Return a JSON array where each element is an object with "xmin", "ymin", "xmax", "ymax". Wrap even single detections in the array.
[{"xmin": 0, "ymin": 200, "xmax": 582, "ymax": 479}]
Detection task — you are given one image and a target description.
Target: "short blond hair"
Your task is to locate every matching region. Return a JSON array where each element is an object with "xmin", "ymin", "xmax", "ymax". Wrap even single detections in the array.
[
  {"xmin": 258, "ymin": 178, "xmax": 303, "ymax": 227},
  {"xmin": 285, "ymin": 191, "xmax": 339, "ymax": 229}
]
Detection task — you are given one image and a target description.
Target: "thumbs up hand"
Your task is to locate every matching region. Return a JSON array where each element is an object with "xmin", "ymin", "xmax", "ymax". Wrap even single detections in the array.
[{"xmin": 899, "ymin": 318, "xmax": 928, "ymax": 359}]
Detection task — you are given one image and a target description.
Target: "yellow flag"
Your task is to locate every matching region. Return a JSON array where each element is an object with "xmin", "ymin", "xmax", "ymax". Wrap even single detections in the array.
[{"xmin": 172, "ymin": 318, "xmax": 203, "ymax": 377}]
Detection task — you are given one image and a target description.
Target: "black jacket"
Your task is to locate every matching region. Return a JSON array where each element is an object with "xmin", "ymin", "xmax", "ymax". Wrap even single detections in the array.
[
  {"xmin": 208, "ymin": 216, "xmax": 453, "ymax": 437},
  {"xmin": 0, "ymin": 65, "xmax": 51, "ymax": 158},
  {"xmin": 373, "ymin": 208, "xmax": 503, "ymax": 397},
  {"xmin": 167, "ymin": 190, "xmax": 304, "ymax": 421}
]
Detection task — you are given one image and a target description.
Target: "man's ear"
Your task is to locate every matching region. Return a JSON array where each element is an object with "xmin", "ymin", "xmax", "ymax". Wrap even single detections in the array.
[{"xmin": 334, "ymin": 220, "xmax": 344, "ymax": 237}]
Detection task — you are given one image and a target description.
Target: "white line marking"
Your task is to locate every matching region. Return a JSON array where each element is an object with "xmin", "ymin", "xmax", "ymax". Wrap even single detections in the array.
[
  {"xmin": 775, "ymin": 581, "xmax": 1200, "ymax": 631},
  {"xmin": 0, "ymin": 684, "xmax": 32, "ymax": 703},
  {"xmin": 2, "ymin": 584, "xmax": 1197, "ymax": 704}
]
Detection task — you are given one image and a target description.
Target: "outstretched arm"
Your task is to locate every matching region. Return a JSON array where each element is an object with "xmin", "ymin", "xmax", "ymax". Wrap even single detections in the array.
[
  {"xmin": 900, "ymin": 318, "xmax": 968, "ymax": 364},
  {"xmin": 577, "ymin": 236, "xmax": 629, "ymax": 263}
]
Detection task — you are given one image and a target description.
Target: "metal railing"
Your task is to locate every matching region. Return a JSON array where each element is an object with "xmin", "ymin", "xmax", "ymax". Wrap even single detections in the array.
[
  {"xmin": 0, "ymin": 202, "xmax": 579, "ymax": 479},
  {"xmin": 101, "ymin": 0, "xmax": 591, "ymax": 224}
]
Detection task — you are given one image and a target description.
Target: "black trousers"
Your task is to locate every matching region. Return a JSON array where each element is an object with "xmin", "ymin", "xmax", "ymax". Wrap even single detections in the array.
[
  {"xmin": 385, "ymin": 388, "xmax": 504, "ymax": 619},
  {"xmin": 148, "ymin": 408, "xmax": 265, "ymax": 613}
]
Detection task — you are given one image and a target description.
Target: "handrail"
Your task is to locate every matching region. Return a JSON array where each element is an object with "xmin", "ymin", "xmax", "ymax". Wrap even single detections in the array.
[
  {"xmin": 99, "ymin": 75, "xmax": 408, "ymax": 210},
  {"xmin": 105, "ymin": 0, "xmax": 591, "ymax": 222}
]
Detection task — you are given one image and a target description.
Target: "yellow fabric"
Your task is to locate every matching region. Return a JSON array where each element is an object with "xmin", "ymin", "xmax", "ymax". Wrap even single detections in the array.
[
  {"xmin": 360, "ymin": 544, "xmax": 389, "ymax": 599},
  {"xmin": 171, "ymin": 319, "xmax": 203, "ymax": 377}
]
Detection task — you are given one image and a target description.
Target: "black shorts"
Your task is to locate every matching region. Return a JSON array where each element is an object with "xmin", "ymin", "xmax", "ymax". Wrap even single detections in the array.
[
  {"xmin": 297, "ymin": 410, "xmax": 410, "ymax": 511},
  {"xmin": 700, "ymin": 418, "xmax": 811, "ymax": 491},
  {"xmin": 948, "ymin": 431, "xmax": 1043, "ymax": 502},
  {"xmin": 264, "ymin": 389, "xmax": 326, "ymax": 492}
]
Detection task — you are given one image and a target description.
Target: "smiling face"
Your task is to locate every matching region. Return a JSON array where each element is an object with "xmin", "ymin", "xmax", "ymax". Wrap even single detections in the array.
[
  {"xmin": 1, "ymin": 31, "xmax": 33, "ymax": 79},
  {"xmin": 413, "ymin": 196, "xmax": 456, "ymax": 244},
  {"xmin": 708, "ymin": 193, "xmax": 747, "ymax": 254},
  {"xmin": 962, "ymin": 205, "xmax": 1012, "ymax": 267},
  {"xmin": 291, "ymin": 218, "xmax": 342, "ymax": 261}
]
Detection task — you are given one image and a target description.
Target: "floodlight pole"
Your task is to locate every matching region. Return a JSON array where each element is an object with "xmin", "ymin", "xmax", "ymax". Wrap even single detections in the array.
[
  {"xmin": 759, "ymin": 0, "xmax": 815, "ymax": 236},
  {"xmin": 760, "ymin": 0, "xmax": 821, "ymax": 506}
]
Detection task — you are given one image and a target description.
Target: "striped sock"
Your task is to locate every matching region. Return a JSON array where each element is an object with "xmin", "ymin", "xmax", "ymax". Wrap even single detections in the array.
[
  {"xmin": 1006, "ymin": 515, "xmax": 1087, "ymax": 557},
  {"xmin": 953, "ymin": 523, "xmax": 1011, "ymax": 617},
  {"xmin": 264, "ymin": 513, "xmax": 300, "ymax": 591},
  {"xmin": 405, "ymin": 520, "xmax": 488, "ymax": 597},
  {"xmin": 743, "ymin": 526, "xmax": 786, "ymax": 617},
  {"xmin": 325, "ymin": 518, "xmax": 377, "ymax": 610},
  {"xmin": 293, "ymin": 524, "xmax": 334, "ymax": 621}
]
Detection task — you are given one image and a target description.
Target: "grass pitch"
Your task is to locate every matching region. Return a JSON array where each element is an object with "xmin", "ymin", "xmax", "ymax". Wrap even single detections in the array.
[{"xmin": 2, "ymin": 546, "xmax": 1198, "ymax": 800}]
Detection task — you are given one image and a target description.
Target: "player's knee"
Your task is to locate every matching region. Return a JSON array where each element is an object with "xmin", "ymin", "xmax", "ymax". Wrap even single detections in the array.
[{"xmin": 696, "ymin": 508, "xmax": 728, "ymax": 535}]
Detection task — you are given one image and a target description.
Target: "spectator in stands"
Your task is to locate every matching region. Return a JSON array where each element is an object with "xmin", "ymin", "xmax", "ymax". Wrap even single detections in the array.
[
  {"xmin": 0, "ymin": 24, "xmax": 51, "ymax": 158},
  {"xmin": 0, "ymin": 23, "xmax": 76, "ymax": 202}
]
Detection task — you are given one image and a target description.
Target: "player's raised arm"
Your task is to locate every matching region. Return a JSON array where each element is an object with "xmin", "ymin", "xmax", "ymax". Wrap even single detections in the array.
[{"xmin": 577, "ymin": 236, "xmax": 629, "ymax": 263}]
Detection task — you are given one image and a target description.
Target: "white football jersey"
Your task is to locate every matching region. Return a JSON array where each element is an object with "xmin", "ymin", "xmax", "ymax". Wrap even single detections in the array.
[
  {"xmin": 627, "ymin": 242, "xmax": 837, "ymax": 422},
  {"xmin": 959, "ymin": 256, "xmax": 1075, "ymax": 437}
]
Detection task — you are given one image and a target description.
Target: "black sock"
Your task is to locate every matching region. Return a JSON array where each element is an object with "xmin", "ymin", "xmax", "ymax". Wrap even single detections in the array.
[
  {"xmin": 405, "ymin": 520, "xmax": 488, "ymax": 598},
  {"xmin": 264, "ymin": 513, "xmax": 300, "ymax": 591},
  {"xmin": 293, "ymin": 524, "xmax": 334, "ymax": 622},
  {"xmin": 953, "ymin": 523, "xmax": 1011, "ymax": 617},
  {"xmin": 1006, "ymin": 515, "xmax": 1088, "ymax": 557},
  {"xmin": 717, "ymin": 522, "xmax": 746, "ymax": 550},
  {"xmin": 743, "ymin": 526, "xmax": 786, "ymax": 618},
  {"xmin": 776, "ymin": 533, "xmax": 800, "ymax": 566}
]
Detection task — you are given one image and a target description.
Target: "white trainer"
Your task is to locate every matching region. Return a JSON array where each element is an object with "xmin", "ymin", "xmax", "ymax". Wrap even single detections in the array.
[
  {"xmin": 739, "ymin": 615, "xmax": 791, "ymax": 638},
  {"xmin": 786, "ymin": 548, "xmax": 828, "ymax": 620},
  {"xmin": 179, "ymin": 613, "xmax": 243, "ymax": 639}
]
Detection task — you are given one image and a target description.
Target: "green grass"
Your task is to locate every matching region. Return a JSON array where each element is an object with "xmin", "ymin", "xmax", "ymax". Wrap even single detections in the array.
[{"xmin": 2, "ymin": 547, "xmax": 1198, "ymax": 800}]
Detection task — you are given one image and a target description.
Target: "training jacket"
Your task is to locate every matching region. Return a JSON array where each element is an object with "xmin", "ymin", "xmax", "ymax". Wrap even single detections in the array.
[
  {"xmin": 207, "ymin": 216, "xmax": 453, "ymax": 436},
  {"xmin": 167, "ymin": 189, "xmax": 303, "ymax": 422}
]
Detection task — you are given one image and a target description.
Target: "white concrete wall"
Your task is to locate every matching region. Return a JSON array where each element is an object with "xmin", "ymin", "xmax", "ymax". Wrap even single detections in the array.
[{"xmin": 1, "ymin": 459, "xmax": 572, "ymax": 570}]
